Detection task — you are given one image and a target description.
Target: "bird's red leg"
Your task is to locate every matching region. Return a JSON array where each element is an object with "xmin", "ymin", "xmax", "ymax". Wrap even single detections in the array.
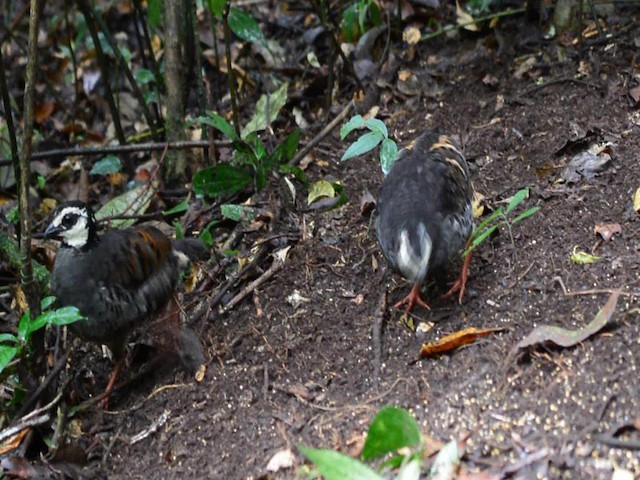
[
  {"xmin": 442, "ymin": 248, "xmax": 472, "ymax": 304},
  {"xmin": 98, "ymin": 357, "xmax": 125, "ymax": 410},
  {"xmin": 394, "ymin": 282, "xmax": 431, "ymax": 313}
]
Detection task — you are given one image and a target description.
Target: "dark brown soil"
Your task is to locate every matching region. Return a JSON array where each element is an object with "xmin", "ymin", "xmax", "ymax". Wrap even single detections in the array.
[{"xmin": 75, "ymin": 14, "xmax": 640, "ymax": 480}]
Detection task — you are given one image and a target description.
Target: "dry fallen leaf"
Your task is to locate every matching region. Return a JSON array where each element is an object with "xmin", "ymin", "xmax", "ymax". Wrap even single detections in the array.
[
  {"xmin": 266, "ymin": 449, "xmax": 296, "ymax": 472},
  {"xmin": 403, "ymin": 26, "xmax": 421, "ymax": 45},
  {"xmin": 594, "ymin": 223, "xmax": 621, "ymax": 241},
  {"xmin": 456, "ymin": 1, "xmax": 478, "ymax": 31},
  {"xmin": 420, "ymin": 327, "xmax": 504, "ymax": 357},
  {"xmin": 511, "ymin": 290, "xmax": 620, "ymax": 354},
  {"xmin": 633, "ymin": 187, "xmax": 640, "ymax": 213},
  {"xmin": 0, "ymin": 429, "xmax": 29, "ymax": 455},
  {"xmin": 34, "ymin": 101, "xmax": 55, "ymax": 124}
]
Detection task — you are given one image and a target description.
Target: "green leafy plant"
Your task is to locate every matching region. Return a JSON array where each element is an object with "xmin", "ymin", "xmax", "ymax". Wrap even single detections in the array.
[
  {"xmin": 0, "ymin": 297, "xmax": 84, "ymax": 375},
  {"xmin": 340, "ymin": 115, "xmax": 398, "ymax": 176},
  {"xmin": 206, "ymin": 0, "xmax": 268, "ymax": 49},
  {"xmin": 300, "ymin": 406, "xmax": 425, "ymax": 479},
  {"xmin": 340, "ymin": 0, "xmax": 382, "ymax": 42},
  {"xmin": 466, "ymin": 188, "xmax": 540, "ymax": 255},
  {"xmin": 90, "ymin": 155, "xmax": 122, "ymax": 176}
]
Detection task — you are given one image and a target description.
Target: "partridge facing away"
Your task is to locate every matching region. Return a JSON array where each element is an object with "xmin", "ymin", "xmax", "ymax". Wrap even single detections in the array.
[
  {"xmin": 375, "ymin": 132, "xmax": 474, "ymax": 313},
  {"xmin": 44, "ymin": 201, "xmax": 207, "ymax": 400}
]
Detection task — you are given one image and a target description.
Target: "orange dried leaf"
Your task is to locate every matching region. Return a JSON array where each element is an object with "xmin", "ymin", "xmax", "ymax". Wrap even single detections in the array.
[
  {"xmin": 0, "ymin": 428, "xmax": 29, "ymax": 455},
  {"xmin": 420, "ymin": 327, "xmax": 505, "ymax": 357},
  {"xmin": 34, "ymin": 101, "xmax": 55, "ymax": 124}
]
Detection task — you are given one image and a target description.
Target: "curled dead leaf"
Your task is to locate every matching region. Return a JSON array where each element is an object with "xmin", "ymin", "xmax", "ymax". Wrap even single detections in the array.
[
  {"xmin": 594, "ymin": 223, "xmax": 621, "ymax": 241},
  {"xmin": 511, "ymin": 290, "xmax": 619, "ymax": 354}
]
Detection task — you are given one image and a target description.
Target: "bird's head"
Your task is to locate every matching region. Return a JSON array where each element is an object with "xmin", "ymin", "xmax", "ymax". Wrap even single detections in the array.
[{"xmin": 44, "ymin": 201, "xmax": 97, "ymax": 249}]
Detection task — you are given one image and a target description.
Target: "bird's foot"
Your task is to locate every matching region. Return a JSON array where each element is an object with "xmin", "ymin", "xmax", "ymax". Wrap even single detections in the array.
[
  {"xmin": 442, "ymin": 249, "xmax": 472, "ymax": 304},
  {"xmin": 394, "ymin": 283, "xmax": 430, "ymax": 313}
]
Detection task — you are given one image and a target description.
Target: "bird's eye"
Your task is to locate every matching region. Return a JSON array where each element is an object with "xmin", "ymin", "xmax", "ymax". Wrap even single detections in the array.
[{"xmin": 62, "ymin": 213, "xmax": 78, "ymax": 227}]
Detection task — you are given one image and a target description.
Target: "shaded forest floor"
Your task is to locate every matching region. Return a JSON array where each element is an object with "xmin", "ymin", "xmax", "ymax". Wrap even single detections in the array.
[{"xmin": 24, "ymin": 9, "xmax": 640, "ymax": 480}]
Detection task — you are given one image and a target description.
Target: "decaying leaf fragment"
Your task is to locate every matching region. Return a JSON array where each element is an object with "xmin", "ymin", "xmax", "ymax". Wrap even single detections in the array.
[
  {"xmin": 571, "ymin": 246, "xmax": 600, "ymax": 265},
  {"xmin": 511, "ymin": 290, "xmax": 620, "ymax": 354},
  {"xmin": 594, "ymin": 223, "xmax": 621, "ymax": 241},
  {"xmin": 633, "ymin": 187, "xmax": 640, "ymax": 213},
  {"xmin": 420, "ymin": 327, "xmax": 504, "ymax": 357}
]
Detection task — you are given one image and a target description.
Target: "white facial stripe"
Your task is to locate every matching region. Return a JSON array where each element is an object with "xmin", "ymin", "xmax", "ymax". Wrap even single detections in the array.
[{"xmin": 52, "ymin": 206, "xmax": 88, "ymax": 227}]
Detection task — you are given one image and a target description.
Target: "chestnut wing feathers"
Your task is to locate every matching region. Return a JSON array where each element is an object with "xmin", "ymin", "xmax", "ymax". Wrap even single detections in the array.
[{"xmin": 51, "ymin": 227, "xmax": 183, "ymax": 349}]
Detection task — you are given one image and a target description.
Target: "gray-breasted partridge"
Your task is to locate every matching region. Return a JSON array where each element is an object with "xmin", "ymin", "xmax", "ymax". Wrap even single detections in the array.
[
  {"xmin": 375, "ymin": 132, "xmax": 474, "ymax": 313},
  {"xmin": 44, "ymin": 201, "xmax": 207, "ymax": 403}
]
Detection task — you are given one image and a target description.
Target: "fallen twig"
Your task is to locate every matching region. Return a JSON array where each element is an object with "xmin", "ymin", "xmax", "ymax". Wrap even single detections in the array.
[
  {"xmin": 372, "ymin": 290, "xmax": 387, "ymax": 386},
  {"xmin": 130, "ymin": 410, "xmax": 170, "ymax": 444},
  {"xmin": 221, "ymin": 253, "xmax": 286, "ymax": 314},
  {"xmin": 0, "ymin": 389, "xmax": 64, "ymax": 444},
  {"xmin": 552, "ymin": 277, "xmax": 636, "ymax": 297},
  {"xmin": 289, "ymin": 100, "xmax": 355, "ymax": 166},
  {"xmin": 0, "ymin": 140, "xmax": 230, "ymax": 167}
]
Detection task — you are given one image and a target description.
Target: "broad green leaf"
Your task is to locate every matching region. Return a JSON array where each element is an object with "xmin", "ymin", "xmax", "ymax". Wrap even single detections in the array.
[
  {"xmin": 192, "ymin": 164, "xmax": 252, "ymax": 198},
  {"xmin": 0, "ymin": 333, "xmax": 19, "ymax": 345},
  {"xmin": 27, "ymin": 306, "xmax": 84, "ymax": 336},
  {"xmin": 95, "ymin": 184, "xmax": 155, "ymax": 228},
  {"xmin": 241, "ymin": 83, "xmax": 288, "ymax": 138},
  {"xmin": 308, "ymin": 180, "xmax": 336, "ymax": 205},
  {"xmin": 362, "ymin": 406, "xmax": 421, "ymax": 461},
  {"xmin": 134, "ymin": 68, "xmax": 155, "ymax": 85},
  {"xmin": 505, "ymin": 188, "xmax": 529, "ymax": 214},
  {"xmin": 0, "ymin": 345, "xmax": 19, "ymax": 374},
  {"xmin": 207, "ymin": 0, "xmax": 226, "ymax": 18},
  {"xmin": 163, "ymin": 199, "xmax": 190, "ymax": 215},
  {"xmin": 341, "ymin": 131, "xmax": 384, "ymax": 161},
  {"xmin": 18, "ymin": 312, "xmax": 30, "ymax": 342},
  {"xmin": 341, "ymin": 4, "xmax": 359, "ymax": 42},
  {"xmin": 90, "ymin": 156, "xmax": 122, "ymax": 176},
  {"xmin": 271, "ymin": 129, "xmax": 301, "ymax": 164},
  {"xmin": 365, "ymin": 118, "xmax": 388, "ymax": 138},
  {"xmin": 380, "ymin": 138, "xmax": 398, "ymax": 176},
  {"xmin": 300, "ymin": 446, "xmax": 385, "ymax": 480},
  {"xmin": 221, "ymin": 204, "xmax": 255, "ymax": 222},
  {"xmin": 228, "ymin": 7, "xmax": 267, "ymax": 48},
  {"xmin": 340, "ymin": 115, "xmax": 366, "ymax": 139},
  {"xmin": 194, "ymin": 112, "xmax": 238, "ymax": 141},
  {"xmin": 511, "ymin": 206, "xmax": 541, "ymax": 224},
  {"xmin": 40, "ymin": 296, "xmax": 56, "ymax": 310},
  {"xmin": 357, "ymin": 0, "xmax": 368, "ymax": 34},
  {"xmin": 147, "ymin": 0, "xmax": 162, "ymax": 28}
]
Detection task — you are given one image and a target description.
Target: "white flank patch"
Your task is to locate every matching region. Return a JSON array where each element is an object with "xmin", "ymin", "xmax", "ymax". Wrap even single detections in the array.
[{"xmin": 396, "ymin": 224, "xmax": 431, "ymax": 283}]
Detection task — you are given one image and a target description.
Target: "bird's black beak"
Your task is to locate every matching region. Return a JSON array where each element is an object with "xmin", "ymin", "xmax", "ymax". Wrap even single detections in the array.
[{"xmin": 44, "ymin": 224, "xmax": 62, "ymax": 240}]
